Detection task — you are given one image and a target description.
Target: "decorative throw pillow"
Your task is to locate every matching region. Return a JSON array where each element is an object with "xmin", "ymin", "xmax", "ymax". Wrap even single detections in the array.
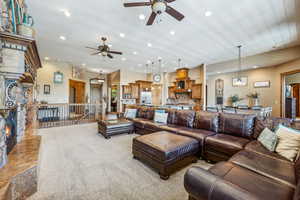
[
  {"xmin": 258, "ymin": 128, "xmax": 278, "ymax": 152},
  {"xmin": 154, "ymin": 113, "xmax": 168, "ymax": 124},
  {"xmin": 125, "ymin": 109, "xmax": 137, "ymax": 119},
  {"xmin": 275, "ymin": 125, "xmax": 300, "ymax": 162}
]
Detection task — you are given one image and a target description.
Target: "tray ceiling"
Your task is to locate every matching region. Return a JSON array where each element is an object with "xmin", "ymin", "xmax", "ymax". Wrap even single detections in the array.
[{"xmin": 28, "ymin": 0, "xmax": 300, "ymax": 73}]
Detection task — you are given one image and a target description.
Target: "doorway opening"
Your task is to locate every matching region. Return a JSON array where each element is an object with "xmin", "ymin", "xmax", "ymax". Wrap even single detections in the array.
[{"xmin": 281, "ymin": 70, "xmax": 300, "ymax": 120}]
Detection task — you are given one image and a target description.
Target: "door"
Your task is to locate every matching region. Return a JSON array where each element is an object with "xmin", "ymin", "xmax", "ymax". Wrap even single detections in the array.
[
  {"xmin": 69, "ymin": 80, "xmax": 85, "ymax": 104},
  {"xmin": 69, "ymin": 80, "xmax": 86, "ymax": 115},
  {"xmin": 292, "ymin": 83, "xmax": 300, "ymax": 117}
]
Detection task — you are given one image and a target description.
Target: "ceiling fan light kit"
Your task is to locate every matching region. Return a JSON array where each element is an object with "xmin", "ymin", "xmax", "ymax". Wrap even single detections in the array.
[
  {"xmin": 86, "ymin": 37, "xmax": 123, "ymax": 59},
  {"xmin": 124, "ymin": 0, "xmax": 184, "ymax": 26}
]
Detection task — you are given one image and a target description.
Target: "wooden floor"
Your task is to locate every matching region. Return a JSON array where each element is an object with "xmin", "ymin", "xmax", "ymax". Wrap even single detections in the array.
[{"xmin": 0, "ymin": 124, "xmax": 41, "ymax": 200}]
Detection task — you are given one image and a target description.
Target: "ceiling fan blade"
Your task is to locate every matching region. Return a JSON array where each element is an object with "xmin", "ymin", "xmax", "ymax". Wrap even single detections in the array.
[
  {"xmin": 146, "ymin": 12, "xmax": 157, "ymax": 26},
  {"xmin": 91, "ymin": 52, "xmax": 100, "ymax": 55},
  {"xmin": 165, "ymin": 0, "xmax": 176, "ymax": 2},
  {"xmin": 124, "ymin": 2, "xmax": 152, "ymax": 7},
  {"xmin": 107, "ymin": 54, "xmax": 113, "ymax": 59},
  {"xmin": 108, "ymin": 51, "xmax": 123, "ymax": 55},
  {"xmin": 166, "ymin": 6, "xmax": 184, "ymax": 21},
  {"xmin": 86, "ymin": 47, "xmax": 99, "ymax": 51}
]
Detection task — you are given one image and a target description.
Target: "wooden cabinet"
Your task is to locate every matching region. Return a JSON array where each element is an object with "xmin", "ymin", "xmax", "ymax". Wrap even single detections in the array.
[
  {"xmin": 192, "ymin": 84, "xmax": 202, "ymax": 99},
  {"xmin": 122, "ymin": 85, "xmax": 132, "ymax": 99},
  {"xmin": 168, "ymin": 86, "xmax": 176, "ymax": 99},
  {"xmin": 136, "ymin": 81, "xmax": 152, "ymax": 92},
  {"xmin": 130, "ymin": 83, "xmax": 139, "ymax": 99}
]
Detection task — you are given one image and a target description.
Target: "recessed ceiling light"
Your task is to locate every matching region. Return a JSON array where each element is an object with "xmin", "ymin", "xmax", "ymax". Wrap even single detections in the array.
[
  {"xmin": 119, "ymin": 33, "xmax": 125, "ymax": 38},
  {"xmin": 205, "ymin": 11, "xmax": 212, "ymax": 17},
  {"xmin": 59, "ymin": 36, "xmax": 66, "ymax": 41},
  {"xmin": 170, "ymin": 30, "xmax": 175, "ymax": 35},
  {"xmin": 217, "ymin": 71, "xmax": 221, "ymax": 74},
  {"xmin": 133, "ymin": 51, "xmax": 138, "ymax": 55},
  {"xmin": 253, "ymin": 65, "xmax": 259, "ymax": 69},
  {"xmin": 60, "ymin": 9, "xmax": 71, "ymax": 17},
  {"xmin": 139, "ymin": 14, "xmax": 146, "ymax": 20},
  {"xmin": 82, "ymin": 63, "xmax": 86, "ymax": 66},
  {"xmin": 121, "ymin": 57, "xmax": 127, "ymax": 61},
  {"xmin": 147, "ymin": 60, "xmax": 151, "ymax": 64},
  {"xmin": 44, "ymin": 57, "xmax": 50, "ymax": 61},
  {"xmin": 147, "ymin": 43, "xmax": 152, "ymax": 47}
]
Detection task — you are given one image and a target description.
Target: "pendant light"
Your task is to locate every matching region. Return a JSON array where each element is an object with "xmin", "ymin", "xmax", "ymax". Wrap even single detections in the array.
[{"xmin": 236, "ymin": 45, "xmax": 243, "ymax": 86}]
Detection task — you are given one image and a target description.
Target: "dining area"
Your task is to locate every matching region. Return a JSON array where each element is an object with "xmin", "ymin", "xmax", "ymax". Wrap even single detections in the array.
[{"xmin": 206, "ymin": 105, "xmax": 273, "ymax": 117}]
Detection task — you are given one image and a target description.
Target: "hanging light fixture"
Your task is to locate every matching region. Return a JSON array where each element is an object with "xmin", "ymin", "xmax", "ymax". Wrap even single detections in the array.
[
  {"xmin": 236, "ymin": 45, "xmax": 243, "ymax": 86},
  {"xmin": 178, "ymin": 58, "xmax": 181, "ymax": 69}
]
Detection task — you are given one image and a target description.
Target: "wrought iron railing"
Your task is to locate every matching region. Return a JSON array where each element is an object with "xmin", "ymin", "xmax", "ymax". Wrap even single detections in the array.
[{"xmin": 36, "ymin": 103, "xmax": 103, "ymax": 129}]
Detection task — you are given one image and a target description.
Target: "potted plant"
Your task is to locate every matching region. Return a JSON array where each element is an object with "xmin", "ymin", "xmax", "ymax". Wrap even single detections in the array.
[
  {"xmin": 229, "ymin": 95, "xmax": 243, "ymax": 107},
  {"xmin": 247, "ymin": 92, "xmax": 260, "ymax": 106}
]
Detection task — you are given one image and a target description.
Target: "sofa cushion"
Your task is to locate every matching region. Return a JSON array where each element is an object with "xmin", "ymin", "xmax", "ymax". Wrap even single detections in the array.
[
  {"xmin": 132, "ymin": 118, "xmax": 151, "ymax": 129},
  {"xmin": 208, "ymin": 162, "xmax": 294, "ymax": 200},
  {"xmin": 193, "ymin": 111, "xmax": 219, "ymax": 132},
  {"xmin": 205, "ymin": 134, "xmax": 250, "ymax": 156},
  {"xmin": 160, "ymin": 124, "xmax": 181, "ymax": 133},
  {"xmin": 137, "ymin": 107, "xmax": 155, "ymax": 120},
  {"xmin": 143, "ymin": 121, "xmax": 164, "ymax": 132},
  {"xmin": 230, "ymin": 150, "xmax": 296, "ymax": 188},
  {"xmin": 174, "ymin": 110, "xmax": 195, "ymax": 128},
  {"xmin": 245, "ymin": 141, "xmax": 289, "ymax": 162},
  {"xmin": 219, "ymin": 113, "xmax": 256, "ymax": 139},
  {"xmin": 176, "ymin": 127, "xmax": 216, "ymax": 143},
  {"xmin": 253, "ymin": 117, "xmax": 293, "ymax": 139},
  {"xmin": 165, "ymin": 109, "xmax": 177, "ymax": 124}
]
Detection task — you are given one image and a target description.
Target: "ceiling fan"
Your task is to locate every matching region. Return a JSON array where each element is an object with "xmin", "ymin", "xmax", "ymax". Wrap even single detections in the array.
[
  {"xmin": 124, "ymin": 0, "xmax": 184, "ymax": 26},
  {"xmin": 86, "ymin": 37, "xmax": 122, "ymax": 59}
]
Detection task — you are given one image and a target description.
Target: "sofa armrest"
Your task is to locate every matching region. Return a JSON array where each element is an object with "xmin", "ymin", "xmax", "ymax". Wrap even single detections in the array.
[{"xmin": 184, "ymin": 166, "xmax": 258, "ymax": 200}]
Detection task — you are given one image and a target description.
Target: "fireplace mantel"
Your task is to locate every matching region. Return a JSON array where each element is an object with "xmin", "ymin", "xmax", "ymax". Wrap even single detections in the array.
[{"xmin": 0, "ymin": 32, "xmax": 42, "ymax": 83}]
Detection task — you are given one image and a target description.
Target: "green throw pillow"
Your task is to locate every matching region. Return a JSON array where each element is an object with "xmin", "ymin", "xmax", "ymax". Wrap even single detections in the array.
[{"xmin": 258, "ymin": 128, "xmax": 278, "ymax": 152}]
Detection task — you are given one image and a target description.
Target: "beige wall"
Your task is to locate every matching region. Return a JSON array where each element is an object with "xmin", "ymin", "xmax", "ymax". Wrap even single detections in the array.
[
  {"xmin": 120, "ymin": 69, "xmax": 147, "ymax": 85},
  {"xmin": 207, "ymin": 58, "xmax": 300, "ymax": 117},
  {"xmin": 37, "ymin": 61, "xmax": 105, "ymax": 104}
]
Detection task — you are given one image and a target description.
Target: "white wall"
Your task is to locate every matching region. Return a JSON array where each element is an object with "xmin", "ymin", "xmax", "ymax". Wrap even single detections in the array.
[{"xmin": 36, "ymin": 61, "xmax": 106, "ymax": 103}]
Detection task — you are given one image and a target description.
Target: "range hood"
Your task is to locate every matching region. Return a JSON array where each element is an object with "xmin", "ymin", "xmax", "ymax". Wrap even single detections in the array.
[{"xmin": 173, "ymin": 68, "xmax": 194, "ymax": 93}]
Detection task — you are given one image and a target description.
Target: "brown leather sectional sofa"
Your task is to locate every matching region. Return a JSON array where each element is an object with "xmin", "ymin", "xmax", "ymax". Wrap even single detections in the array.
[{"xmin": 127, "ymin": 105, "xmax": 299, "ymax": 200}]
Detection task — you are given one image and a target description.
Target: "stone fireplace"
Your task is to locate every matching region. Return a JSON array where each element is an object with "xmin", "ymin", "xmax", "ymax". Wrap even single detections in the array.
[{"xmin": 0, "ymin": 32, "xmax": 41, "ymax": 168}]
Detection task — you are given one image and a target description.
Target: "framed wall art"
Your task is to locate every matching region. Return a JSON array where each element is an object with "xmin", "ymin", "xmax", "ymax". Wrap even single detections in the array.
[
  {"xmin": 232, "ymin": 77, "xmax": 248, "ymax": 87},
  {"xmin": 54, "ymin": 71, "xmax": 63, "ymax": 84},
  {"xmin": 44, "ymin": 84, "xmax": 50, "ymax": 95},
  {"xmin": 254, "ymin": 81, "xmax": 270, "ymax": 88}
]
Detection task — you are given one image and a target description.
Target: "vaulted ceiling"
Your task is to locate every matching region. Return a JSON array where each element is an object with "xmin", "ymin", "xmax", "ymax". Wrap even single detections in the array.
[{"xmin": 28, "ymin": 0, "xmax": 300, "ymax": 73}]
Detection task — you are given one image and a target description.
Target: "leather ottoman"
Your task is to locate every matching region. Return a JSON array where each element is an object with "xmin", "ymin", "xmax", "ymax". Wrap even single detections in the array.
[
  {"xmin": 132, "ymin": 131, "xmax": 199, "ymax": 180},
  {"xmin": 98, "ymin": 119, "xmax": 134, "ymax": 139}
]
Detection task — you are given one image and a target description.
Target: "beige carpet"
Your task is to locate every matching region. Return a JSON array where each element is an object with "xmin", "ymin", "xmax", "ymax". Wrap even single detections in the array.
[{"xmin": 29, "ymin": 123, "xmax": 212, "ymax": 200}]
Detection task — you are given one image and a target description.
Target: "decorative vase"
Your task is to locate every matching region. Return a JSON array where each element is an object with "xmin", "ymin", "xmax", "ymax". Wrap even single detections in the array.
[{"xmin": 232, "ymin": 102, "xmax": 237, "ymax": 107}]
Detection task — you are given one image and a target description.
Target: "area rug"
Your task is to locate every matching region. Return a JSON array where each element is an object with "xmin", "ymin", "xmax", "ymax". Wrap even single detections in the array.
[{"xmin": 29, "ymin": 123, "xmax": 212, "ymax": 200}]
